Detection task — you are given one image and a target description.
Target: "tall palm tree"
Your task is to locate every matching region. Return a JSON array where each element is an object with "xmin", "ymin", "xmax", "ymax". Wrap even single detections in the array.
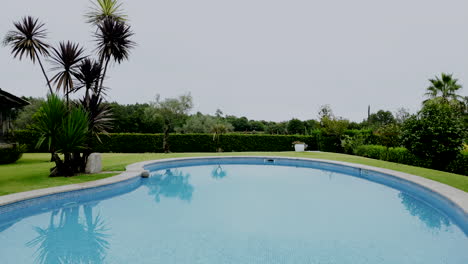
[
  {"xmin": 86, "ymin": 0, "xmax": 127, "ymax": 24},
  {"xmin": 424, "ymin": 73, "xmax": 463, "ymax": 103},
  {"xmin": 49, "ymin": 41, "xmax": 86, "ymax": 104},
  {"xmin": 3, "ymin": 16, "xmax": 53, "ymax": 94},
  {"xmin": 95, "ymin": 17, "xmax": 135, "ymax": 96}
]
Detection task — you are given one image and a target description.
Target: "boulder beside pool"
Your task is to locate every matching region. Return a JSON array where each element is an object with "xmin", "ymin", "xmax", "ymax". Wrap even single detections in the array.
[{"xmin": 85, "ymin": 153, "xmax": 102, "ymax": 174}]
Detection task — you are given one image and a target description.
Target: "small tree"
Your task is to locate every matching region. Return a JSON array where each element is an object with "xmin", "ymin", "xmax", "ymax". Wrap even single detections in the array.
[
  {"xmin": 402, "ymin": 102, "xmax": 465, "ymax": 170},
  {"xmin": 287, "ymin": 118, "xmax": 305, "ymax": 135},
  {"xmin": 212, "ymin": 123, "xmax": 233, "ymax": 152},
  {"xmin": 35, "ymin": 95, "xmax": 89, "ymax": 176},
  {"xmin": 375, "ymin": 123, "xmax": 401, "ymax": 159},
  {"xmin": 366, "ymin": 110, "xmax": 396, "ymax": 129},
  {"xmin": 145, "ymin": 94, "xmax": 193, "ymax": 153}
]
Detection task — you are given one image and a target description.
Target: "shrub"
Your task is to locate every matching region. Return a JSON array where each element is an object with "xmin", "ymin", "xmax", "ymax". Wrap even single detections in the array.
[
  {"xmin": 354, "ymin": 144, "xmax": 467, "ymax": 175},
  {"xmin": 402, "ymin": 102, "xmax": 466, "ymax": 170},
  {"xmin": 11, "ymin": 130, "xmax": 47, "ymax": 152},
  {"xmin": 446, "ymin": 150, "xmax": 468, "ymax": 176},
  {"xmin": 0, "ymin": 144, "xmax": 26, "ymax": 164},
  {"xmin": 341, "ymin": 133, "xmax": 368, "ymax": 154}
]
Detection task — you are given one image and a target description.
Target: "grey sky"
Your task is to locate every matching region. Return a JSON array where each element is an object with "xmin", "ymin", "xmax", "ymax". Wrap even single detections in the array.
[{"xmin": 1, "ymin": 0, "xmax": 467, "ymax": 122}]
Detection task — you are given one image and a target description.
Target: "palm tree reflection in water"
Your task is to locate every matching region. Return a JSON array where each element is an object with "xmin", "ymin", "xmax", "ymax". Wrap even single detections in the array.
[
  {"xmin": 146, "ymin": 169, "xmax": 194, "ymax": 202},
  {"xmin": 211, "ymin": 165, "xmax": 227, "ymax": 179},
  {"xmin": 26, "ymin": 203, "xmax": 110, "ymax": 264}
]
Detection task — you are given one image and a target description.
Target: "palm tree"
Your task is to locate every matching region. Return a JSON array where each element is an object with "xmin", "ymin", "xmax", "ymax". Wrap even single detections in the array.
[
  {"xmin": 49, "ymin": 41, "xmax": 86, "ymax": 104},
  {"xmin": 211, "ymin": 123, "xmax": 231, "ymax": 152},
  {"xmin": 3, "ymin": 16, "xmax": 53, "ymax": 94},
  {"xmin": 35, "ymin": 95, "xmax": 89, "ymax": 176},
  {"xmin": 27, "ymin": 205, "xmax": 110, "ymax": 264},
  {"xmin": 424, "ymin": 73, "xmax": 463, "ymax": 104},
  {"xmin": 86, "ymin": 0, "xmax": 127, "ymax": 24},
  {"xmin": 74, "ymin": 58, "xmax": 102, "ymax": 103},
  {"xmin": 95, "ymin": 17, "xmax": 135, "ymax": 96}
]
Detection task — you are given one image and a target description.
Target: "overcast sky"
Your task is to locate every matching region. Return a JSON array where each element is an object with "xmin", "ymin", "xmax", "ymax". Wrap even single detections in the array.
[{"xmin": 1, "ymin": 0, "xmax": 467, "ymax": 122}]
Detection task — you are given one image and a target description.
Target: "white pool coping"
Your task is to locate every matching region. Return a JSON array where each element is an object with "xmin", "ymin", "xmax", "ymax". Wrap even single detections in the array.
[{"xmin": 1, "ymin": 156, "xmax": 467, "ymax": 216}]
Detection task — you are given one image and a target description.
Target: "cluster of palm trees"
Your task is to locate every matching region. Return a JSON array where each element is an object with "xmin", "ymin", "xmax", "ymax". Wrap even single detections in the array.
[{"xmin": 2, "ymin": 0, "xmax": 135, "ymax": 176}]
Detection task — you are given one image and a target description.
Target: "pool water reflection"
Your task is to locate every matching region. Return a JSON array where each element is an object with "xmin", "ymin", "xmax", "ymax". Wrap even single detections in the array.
[{"xmin": 0, "ymin": 163, "xmax": 466, "ymax": 264}]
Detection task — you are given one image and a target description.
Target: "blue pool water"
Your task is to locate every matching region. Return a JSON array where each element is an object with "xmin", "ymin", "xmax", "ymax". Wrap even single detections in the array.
[{"xmin": 0, "ymin": 158, "xmax": 467, "ymax": 263}]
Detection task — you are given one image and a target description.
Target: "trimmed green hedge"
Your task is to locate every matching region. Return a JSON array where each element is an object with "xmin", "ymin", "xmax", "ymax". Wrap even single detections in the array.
[
  {"xmin": 355, "ymin": 145, "xmax": 468, "ymax": 175},
  {"xmin": 14, "ymin": 131, "xmax": 321, "ymax": 153},
  {"xmin": 12, "ymin": 130, "xmax": 48, "ymax": 153},
  {"xmin": 12, "ymin": 130, "xmax": 468, "ymax": 175},
  {"xmin": 0, "ymin": 144, "xmax": 26, "ymax": 164}
]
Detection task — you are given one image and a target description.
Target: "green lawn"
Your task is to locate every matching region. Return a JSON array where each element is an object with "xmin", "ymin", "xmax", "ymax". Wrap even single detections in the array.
[{"xmin": 0, "ymin": 152, "xmax": 467, "ymax": 196}]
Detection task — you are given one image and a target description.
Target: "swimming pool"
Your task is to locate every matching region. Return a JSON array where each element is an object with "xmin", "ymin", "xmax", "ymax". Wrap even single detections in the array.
[{"xmin": 0, "ymin": 157, "xmax": 467, "ymax": 263}]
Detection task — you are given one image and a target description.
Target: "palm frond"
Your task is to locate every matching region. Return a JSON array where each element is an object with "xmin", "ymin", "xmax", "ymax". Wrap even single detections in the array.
[
  {"xmin": 95, "ymin": 17, "xmax": 135, "ymax": 63},
  {"xmin": 2, "ymin": 16, "xmax": 50, "ymax": 62},
  {"xmin": 424, "ymin": 73, "xmax": 463, "ymax": 104},
  {"xmin": 73, "ymin": 58, "xmax": 102, "ymax": 94},
  {"xmin": 86, "ymin": 0, "xmax": 127, "ymax": 24},
  {"xmin": 49, "ymin": 41, "xmax": 86, "ymax": 95}
]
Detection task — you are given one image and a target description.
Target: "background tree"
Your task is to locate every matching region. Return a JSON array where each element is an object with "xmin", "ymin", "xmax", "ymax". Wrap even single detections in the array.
[
  {"xmin": 287, "ymin": 118, "xmax": 306, "ymax": 134},
  {"xmin": 424, "ymin": 73, "xmax": 463, "ymax": 104},
  {"xmin": 225, "ymin": 116, "xmax": 251, "ymax": 132},
  {"xmin": 3, "ymin": 16, "xmax": 53, "ymax": 94},
  {"xmin": 402, "ymin": 102, "xmax": 465, "ymax": 170},
  {"xmin": 265, "ymin": 121, "xmax": 287, "ymax": 135},
  {"xmin": 13, "ymin": 97, "xmax": 45, "ymax": 130},
  {"xmin": 304, "ymin": 119, "xmax": 320, "ymax": 133},
  {"xmin": 395, "ymin": 107, "xmax": 411, "ymax": 124},
  {"xmin": 176, "ymin": 113, "xmax": 233, "ymax": 134},
  {"xmin": 145, "ymin": 94, "xmax": 193, "ymax": 153},
  {"xmin": 366, "ymin": 110, "xmax": 395, "ymax": 129},
  {"xmin": 249, "ymin": 120, "xmax": 266, "ymax": 132},
  {"xmin": 318, "ymin": 104, "xmax": 333, "ymax": 120}
]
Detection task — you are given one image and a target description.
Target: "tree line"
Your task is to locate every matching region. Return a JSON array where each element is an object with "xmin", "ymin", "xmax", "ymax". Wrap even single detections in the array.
[{"xmin": 4, "ymin": 0, "xmax": 467, "ymax": 176}]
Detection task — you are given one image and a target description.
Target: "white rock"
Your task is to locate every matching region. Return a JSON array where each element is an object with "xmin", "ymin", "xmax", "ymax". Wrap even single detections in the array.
[{"xmin": 85, "ymin": 153, "xmax": 102, "ymax": 174}]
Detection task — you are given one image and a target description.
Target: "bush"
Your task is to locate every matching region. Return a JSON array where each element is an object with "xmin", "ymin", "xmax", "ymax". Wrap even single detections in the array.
[
  {"xmin": 355, "ymin": 145, "xmax": 427, "ymax": 166},
  {"xmin": 0, "ymin": 144, "xmax": 26, "ymax": 164},
  {"xmin": 355, "ymin": 145, "xmax": 467, "ymax": 175},
  {"xmin": 402, "ymin": 102, "xmax": 466, "ymax": 170},
  {"xmin": 11, "ymin": 130, "xmax": 47, "ymax": 152},
  {"xmin": 446, "ymin": 151, "xmax": 468, "ymax": 176}
]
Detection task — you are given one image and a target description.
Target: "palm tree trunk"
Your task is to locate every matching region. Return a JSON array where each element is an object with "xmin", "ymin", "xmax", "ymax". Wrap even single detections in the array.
[
  {"xmin": 35, "ymin": 53, "xmax": 53, "ymax": 94},
  {"xmin": 163, "ymin": 126, "xmax": 170, "ymax": 153},
  {"xmin": 98, "ymin": 57, "xmax": 110, "ymax": 97}
]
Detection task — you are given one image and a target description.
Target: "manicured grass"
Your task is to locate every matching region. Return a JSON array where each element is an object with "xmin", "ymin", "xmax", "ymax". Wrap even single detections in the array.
[
  {"xmin": 0, "ymin": 152, "xmax": 467, "ymax": 196},
  {"xmin": 0, "ymin": 154, "xmax": 117, "ymax": 196}
]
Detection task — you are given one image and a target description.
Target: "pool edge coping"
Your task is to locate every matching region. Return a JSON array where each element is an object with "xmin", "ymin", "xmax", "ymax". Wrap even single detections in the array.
[{"xmin": 1, "ymin": 156, "xmax": 467, "ymax": 216}]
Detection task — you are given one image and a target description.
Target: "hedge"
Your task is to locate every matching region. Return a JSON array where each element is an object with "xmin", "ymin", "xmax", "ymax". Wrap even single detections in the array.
[
  {"xmin": 12, "ymin": 130, "xmax": 468, "ymax": 175},
  {"xmin": 355, "ymin": 145, "xmax": 468, "ymax": 176},
  {"xmin": 11, "ymin": 129, "xmax": 419, "ymax": 154},
  {"xmin": 0, "ymin": 144, "xmax": 26, "ymax": 164},
  {"xmin": 13, "ymin": 131, "xmax": 322, "ymax": 153}
]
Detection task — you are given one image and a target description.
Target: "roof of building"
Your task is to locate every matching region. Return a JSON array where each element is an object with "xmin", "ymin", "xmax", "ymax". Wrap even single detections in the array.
[{"xmin": 0, "ymin": 88, "xmax": 30, "ymax": 108}]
